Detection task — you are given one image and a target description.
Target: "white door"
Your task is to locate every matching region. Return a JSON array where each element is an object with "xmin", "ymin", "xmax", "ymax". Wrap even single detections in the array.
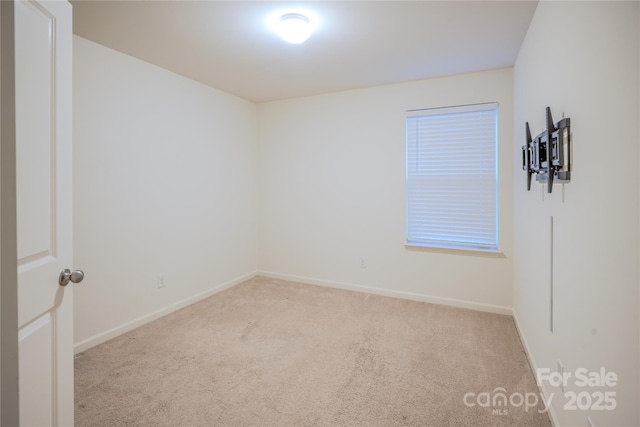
[{"xmin": 15, "ymin": 0, "xmax": 74, "ymax": 425}]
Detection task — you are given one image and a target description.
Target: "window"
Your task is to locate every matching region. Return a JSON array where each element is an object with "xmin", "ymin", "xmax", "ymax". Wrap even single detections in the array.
[{"xmin": 406, "ymin": 102, "xmax": 498, "ymax": 252}]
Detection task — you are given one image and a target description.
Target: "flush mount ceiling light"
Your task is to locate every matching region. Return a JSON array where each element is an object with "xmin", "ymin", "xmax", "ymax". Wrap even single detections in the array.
[{"xmin": 277, "ymin": 13, "xmax": 312, "ymax": 44}]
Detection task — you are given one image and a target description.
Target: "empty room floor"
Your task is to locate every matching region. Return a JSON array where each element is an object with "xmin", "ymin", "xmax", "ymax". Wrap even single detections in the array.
[{"xmin": 74, "ymin": 276, "xmax": 551, "ymax": 426}]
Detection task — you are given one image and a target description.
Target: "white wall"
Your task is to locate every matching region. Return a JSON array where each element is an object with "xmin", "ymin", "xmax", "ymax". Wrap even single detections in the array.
[
  {"xmin": 513, "ymin": 2, "xmax": 639, "ymax": 426},
  {"xmin": 258, "ymin": 68, "xmax": 514, "ymax": 312},
  {"xmin": 73, "ymin": 36, "xmax": 258, "ymax": 350}
]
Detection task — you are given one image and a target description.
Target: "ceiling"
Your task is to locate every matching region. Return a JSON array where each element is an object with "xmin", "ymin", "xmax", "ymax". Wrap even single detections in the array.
[{"xmin": 72, "ymin": 1, "xmax": 538, "ymax": 103}]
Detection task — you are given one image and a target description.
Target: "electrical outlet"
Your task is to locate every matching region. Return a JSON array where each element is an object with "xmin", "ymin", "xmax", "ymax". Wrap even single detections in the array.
[
  {"xmin": 557, "ymin": 359, "xmax": 565, "ymax": 392},
  {"xmin": 158, "ymin": 274, "xmax": 166, "ymax": 288},
  {"xmin": 359, "ymin": 256, "xmax": 367, "ymax": 268}
]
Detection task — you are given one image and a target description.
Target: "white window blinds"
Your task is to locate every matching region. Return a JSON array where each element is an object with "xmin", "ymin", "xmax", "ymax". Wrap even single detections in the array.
[{"xmin": 406, "ymin": 103, "xmax": 498, "ymax": 251}]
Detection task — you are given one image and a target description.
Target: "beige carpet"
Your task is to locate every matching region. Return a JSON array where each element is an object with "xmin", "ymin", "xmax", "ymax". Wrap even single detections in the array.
[{"xmin": 75, "ymin": 276, "xmax": 551, "ymax": 426}]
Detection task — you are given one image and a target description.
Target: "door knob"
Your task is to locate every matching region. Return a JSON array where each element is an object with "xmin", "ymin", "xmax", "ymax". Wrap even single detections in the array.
[{"xmin": 59, "ymin": 269, "xmax": 84, "ymax": 286}]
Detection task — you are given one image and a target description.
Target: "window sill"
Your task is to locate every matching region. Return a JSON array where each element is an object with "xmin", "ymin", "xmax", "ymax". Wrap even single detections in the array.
[{"xmin": 404, "ymin": 244, "xmax": 505, "ymax": 259}]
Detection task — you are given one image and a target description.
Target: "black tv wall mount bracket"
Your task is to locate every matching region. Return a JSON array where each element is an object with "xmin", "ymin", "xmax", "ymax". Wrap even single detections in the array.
[{"xmin": 522, "ymin": 107, "xmax": 571, "ymax": 193}]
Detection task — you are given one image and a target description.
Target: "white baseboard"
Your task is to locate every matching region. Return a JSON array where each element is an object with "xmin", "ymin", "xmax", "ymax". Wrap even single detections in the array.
[
  {"xmin": 257, "ymin": 270, "xmax": 513, "ymax": 316},
  {"xmin": 512, "ymin": 310, "xmax": 559, "ymax": 427},
  {"xmin": 73, "ymin": 271, "xmax": 258, "ymax": 354},
  {"xmin": 75, "ymin": 270, "xmax": 513, "ymax": 354}
]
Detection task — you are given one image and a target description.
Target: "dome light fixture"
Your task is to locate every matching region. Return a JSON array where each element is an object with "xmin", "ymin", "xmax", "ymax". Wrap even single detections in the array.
[{"xmin": 277, "ymin": 13, "xmax": 312, "ymax": 44}]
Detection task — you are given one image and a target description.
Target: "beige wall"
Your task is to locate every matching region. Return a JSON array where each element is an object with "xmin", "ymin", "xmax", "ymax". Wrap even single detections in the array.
[
  {"xmin": 73, "ymin": 36, "xmax": 259, "ymax": 350},
  {"xmin": 258, "ymin": 68, "xmax": 514, "ymax": 312},
  {"xmin": 513, "ymin": 2, "xmax": 639, "ymax": 426}
]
